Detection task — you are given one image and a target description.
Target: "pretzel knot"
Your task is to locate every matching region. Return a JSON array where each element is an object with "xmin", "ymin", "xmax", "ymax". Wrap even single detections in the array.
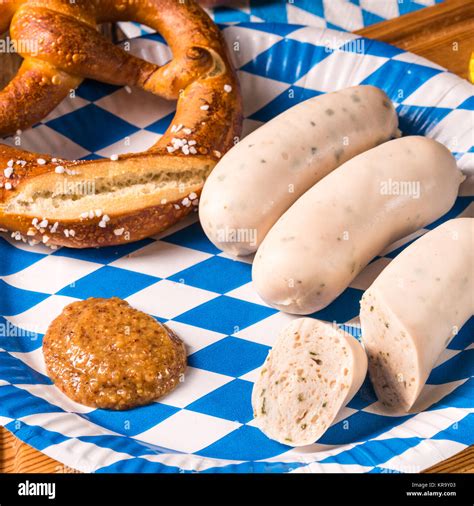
[{"xmin": 0, "ymin": 0, "xmax": 242, "ymax": 248}]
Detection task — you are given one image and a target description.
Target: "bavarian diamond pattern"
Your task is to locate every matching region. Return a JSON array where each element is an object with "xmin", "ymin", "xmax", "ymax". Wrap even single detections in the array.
[
  {"xmin": 119, "ymin": 0, "xmax": 445, "ymax": 38},
  {"xmin": 0, "ymin": 20, "xmax": 472, "ymax": 474}
]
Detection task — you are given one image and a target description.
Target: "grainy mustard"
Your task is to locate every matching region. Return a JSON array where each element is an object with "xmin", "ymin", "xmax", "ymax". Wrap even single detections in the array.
[{"xmin": 43, "ymin": 297, "xmax": 186, "ymax": 410}]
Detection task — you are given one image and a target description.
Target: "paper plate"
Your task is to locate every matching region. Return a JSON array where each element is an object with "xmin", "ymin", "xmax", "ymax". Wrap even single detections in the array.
[{"xmin": 0, "ymin": 23, "xmax": 473, "ymax": 474}]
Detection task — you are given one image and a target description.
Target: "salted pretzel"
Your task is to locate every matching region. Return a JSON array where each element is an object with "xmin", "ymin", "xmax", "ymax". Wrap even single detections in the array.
[{"xmin": 0, "ymin": 0, "xmax": 242, "ymax": 248}]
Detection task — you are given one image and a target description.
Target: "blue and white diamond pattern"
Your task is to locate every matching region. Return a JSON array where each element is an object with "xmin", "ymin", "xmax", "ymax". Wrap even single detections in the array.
[
  {"xmin": 0, "ymin": 23, "xmax": 472, "ymax": 473},
  {"xmin": 119, "ymin": 0, "xmax": 445, "ymax": 38}
]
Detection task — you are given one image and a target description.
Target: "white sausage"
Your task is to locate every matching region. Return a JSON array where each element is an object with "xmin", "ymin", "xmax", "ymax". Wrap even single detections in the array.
[
  {"xmin": 360, "ymin": 218, "xmax": 473, "ymax": 411},
  {"xmin": 199, "ymin": 85, "xmax": 399, "ymax": 256},
  {"xmin": 252, "ymin": 136, "xmax": 464, "ymax": 314},
  {"xmin": 252, "ymin": 318, "xmax": 367, "ymax": 446}
]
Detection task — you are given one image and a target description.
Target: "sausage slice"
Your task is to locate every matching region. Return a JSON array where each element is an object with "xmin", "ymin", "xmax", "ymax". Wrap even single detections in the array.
[{"xmin": 252, "ymin": 318, "xmax": 367, "ymax": 446}]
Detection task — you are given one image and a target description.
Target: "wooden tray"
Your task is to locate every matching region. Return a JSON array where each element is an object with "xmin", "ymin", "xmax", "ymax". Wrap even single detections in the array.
[{"xmin": 1, "ymin": 0, "xmax": 473, "ymax": 474}]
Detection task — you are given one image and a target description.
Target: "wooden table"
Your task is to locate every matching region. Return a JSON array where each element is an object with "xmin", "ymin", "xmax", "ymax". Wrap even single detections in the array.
[
  {"xmin": 358, "ymin": 0, "xmax": 473, "ymax": 81},
  {"xmin": 1, "ymin": 0, "xmax": 473, "ymax": 474}
]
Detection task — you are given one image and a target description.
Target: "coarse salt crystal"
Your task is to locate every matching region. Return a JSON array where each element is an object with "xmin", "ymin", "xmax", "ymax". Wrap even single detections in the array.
[
  {"xmin": 110, "ymin": 154, "xmax": 119, "ymax": 161},
  {"xmin": 172, "ymin": 138, "xmax": 186, "ymax": 148},
  {"xmin": 4, "ymin": 167, "xmax": 13, "ymax": 178},
  {"xmin": 189, "ymin": 192, "xmax": 197, "ymax": 200},
  {"xmin": 114, "ymin": 228, "xmax": 125, "ymax": 236},
  {"xmin": 224, "ymin": 84, "xmax": 232, "ymax": 93},
  {"xmin": 55, "ymin": 166, "xmax": 65, "ymax": 174},
  {"xmin": 37, "ymin": 158, "xmax": 46, "ymax": 165},
  {"xmin": 4, "ymin": 182, "xmax": 12, "ymax": 190},
  {"xmin": 200, "ymin": 105, "xmax": 209, "ymax": 111}
]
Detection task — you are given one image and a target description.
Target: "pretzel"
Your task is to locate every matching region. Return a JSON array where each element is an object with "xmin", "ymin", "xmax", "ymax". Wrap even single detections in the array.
[{"xmin": 0, "ymin": 0, "xmax": 242, "ymax": 248}]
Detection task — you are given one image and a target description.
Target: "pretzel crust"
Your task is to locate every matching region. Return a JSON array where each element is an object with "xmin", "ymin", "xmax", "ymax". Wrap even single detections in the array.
[{"xmin": 0, "ymin": 0, "xmax": 242, "ymax": 248}]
